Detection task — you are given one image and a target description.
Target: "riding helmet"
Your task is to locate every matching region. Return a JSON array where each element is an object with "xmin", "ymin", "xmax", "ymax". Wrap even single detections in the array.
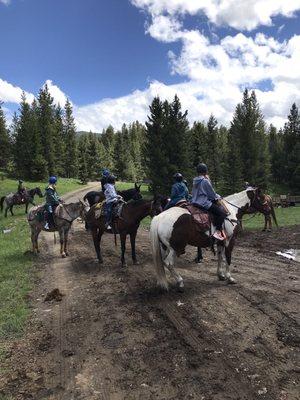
[
  {"xmin": 173, "ymin": 172, "xmax": 183, "ymax": 182},
  {"xmin": 49, "ymin": 176, "xmax": 57, "ymax": 184},
  {"xmin": 102, "ymin": 168, "xmax": 110, "ymax": 177},
  {"xmin": 196, "ymin": 163, "xmax": 208, "ymax": 174},
  {"xmin": 107, "ymin": 175, "xmax": 116, "ymax": 184}
]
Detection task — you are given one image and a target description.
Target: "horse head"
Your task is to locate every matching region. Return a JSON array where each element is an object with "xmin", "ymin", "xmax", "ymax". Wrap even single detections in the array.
[
  {"xmin": 35, "ymin": 187, "xmax": 44, "ymax": 198},
  {"xmin": 151, "ymin": 194, "xmax": 168, "ymax": 216}
]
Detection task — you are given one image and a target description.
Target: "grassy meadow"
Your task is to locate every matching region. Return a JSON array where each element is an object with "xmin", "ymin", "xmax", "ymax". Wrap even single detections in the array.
[{"xmin": 0, "ymin": 178, "xmax": 84, "ymax": 345}]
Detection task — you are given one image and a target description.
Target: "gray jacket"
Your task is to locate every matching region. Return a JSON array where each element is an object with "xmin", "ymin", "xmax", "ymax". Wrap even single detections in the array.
[{"xmin": 191, "ymin": 176, "xmax": 220, "ymax": 209}]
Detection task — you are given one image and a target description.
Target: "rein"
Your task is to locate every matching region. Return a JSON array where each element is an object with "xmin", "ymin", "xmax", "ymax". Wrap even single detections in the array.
[{"xmin": 223, "ymin": 198, "xmax": 242, "ymax": 210}]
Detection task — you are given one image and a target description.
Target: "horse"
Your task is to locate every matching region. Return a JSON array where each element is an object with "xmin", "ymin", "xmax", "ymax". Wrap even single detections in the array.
[
  {"xmin": 0, "ymin": 187, "xmax": 44, "ymax": 217},
  {"xmin": 83, "ymin": 183, "xmax": 142, "ymax": 206},
  {"xmin": 28, "ymin": 201, "xmax": 89, "ymax": 257},
  {"xmin": 149, "ymin": 188, "xmax": 260, "ymax": 292},
  {"xmin": 85, "ymin": 197, "xmax": 163, "ymax": 267},
  {"xmin": 241, "ymin": 188, "xmax": 278, "ymax": 232}
]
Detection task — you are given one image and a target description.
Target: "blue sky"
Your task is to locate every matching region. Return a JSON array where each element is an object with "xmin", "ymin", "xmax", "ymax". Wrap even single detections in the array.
[{"xmin": 1, "ymin": 0, "xmax": 300, "ymax": 131}]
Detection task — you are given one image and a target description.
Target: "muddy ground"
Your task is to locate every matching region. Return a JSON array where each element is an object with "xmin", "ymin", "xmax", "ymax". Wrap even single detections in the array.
[{"xmin": 0, "ymin": 188, "xmax": 299, "ymax": 400}]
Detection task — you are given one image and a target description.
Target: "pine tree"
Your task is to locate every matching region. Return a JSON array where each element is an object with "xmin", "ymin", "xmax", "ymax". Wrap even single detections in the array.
[
  {"xmin": 100, "ymin": 125, "xmax": 115, "ymax": 171},
  {"xmin": 77, "ymin": 134, "xmax": 89, "ymax": 184},
  {"xmin": 190, "ymin": 121, "xmax": 208, "ymax": 169},
  {"xmin": 144, "ymin": 97, "xmax": 169, "ymax": 193},
  {"xmin": 0, "ymin": 101, "xmax": 11, "ymax": 170},
  {"xmin": 206, "ymin": 114, "xmax": 220, "ymax": 186},
  {"xmin": 53, "ymin": 105, "xmax": 65, "ymax": 176},
  {"xmin": 283, "ymin": 103, "xmax": 300, "ymax": 191},
  {"xmin": 63, "ymin": 99, "xmax": 78, "ymax": 178},
  {"xmin": 226, "ymin": 89, "xmax": 269, "ymax": 189},
  {"xmin": 114, "ymin": 124, "xmax": 134, "ymax": 180},
  {"xmin": 37, "ymin": 84, "xmax": 57, "ymax": 176},
  {"xmin": 29, "ymin": 99, "xmax": 47, "ymax": 180},
  {"xmin": 14, "ymin": 93, "xmax": 35, "ymax": 179}
]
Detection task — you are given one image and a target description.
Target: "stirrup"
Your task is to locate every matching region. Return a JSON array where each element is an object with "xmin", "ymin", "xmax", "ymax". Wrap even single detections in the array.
[{"xmin": 212, "ymin": 231, "xmax": 225, "ymax": 241}]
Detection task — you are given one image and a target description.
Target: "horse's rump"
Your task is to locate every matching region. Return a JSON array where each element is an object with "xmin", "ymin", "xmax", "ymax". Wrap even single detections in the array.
[
  {"xmin": 184, "ymin": 205, "xmax": 211, "ymax": 232},
  {"xmin": 28, "ymin": 205, "xmax": 45, "ymax": 222}
]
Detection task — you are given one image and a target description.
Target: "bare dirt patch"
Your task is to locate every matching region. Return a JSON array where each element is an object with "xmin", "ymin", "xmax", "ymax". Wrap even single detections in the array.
[{"xmin": 0, "ymin": 191, "xmax": 299, "ymax": 399}]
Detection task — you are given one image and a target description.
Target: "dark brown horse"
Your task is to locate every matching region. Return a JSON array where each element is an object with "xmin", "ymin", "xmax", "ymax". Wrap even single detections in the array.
[
  {"xmin": 83, "ymin": 183, "xmax": 142, "ymax": 206},
  {"xmin": 85, "ymin": 197, "xmax": 163, "ymax": 267}
]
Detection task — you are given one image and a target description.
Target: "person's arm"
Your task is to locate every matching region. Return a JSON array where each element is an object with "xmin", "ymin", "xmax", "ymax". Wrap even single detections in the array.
[
  {"xmin": 203, "ymin": 179, "xmax": 220, "ymax": 201},
  {"xmin": 170, "ymin": 184, "xmax": 178, "ymax": 199}
]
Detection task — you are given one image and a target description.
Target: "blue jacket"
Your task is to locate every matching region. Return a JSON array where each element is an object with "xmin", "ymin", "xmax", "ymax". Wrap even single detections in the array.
[
  {"xmin": 169, "ymin": 182, "xmax": 189, "ymax": 205},
  {"xmin": 191, "ymin": 176, "xmax": 220, "ymax": 209}
]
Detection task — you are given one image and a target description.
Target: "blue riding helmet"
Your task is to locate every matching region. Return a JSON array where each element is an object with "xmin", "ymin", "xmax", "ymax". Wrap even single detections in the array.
[
  {"xmin": 48, "ymin": 176, "xmax": 57, "ymax": 184},
  {"xmin": 102, "ymin": 169, "xmax": 110, "ymax": 177}
]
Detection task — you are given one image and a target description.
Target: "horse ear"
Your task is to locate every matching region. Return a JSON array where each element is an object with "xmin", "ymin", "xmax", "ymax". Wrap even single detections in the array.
[{"xmin": 134, "ymin": 183, "xmax": 138, "ymax": 189}]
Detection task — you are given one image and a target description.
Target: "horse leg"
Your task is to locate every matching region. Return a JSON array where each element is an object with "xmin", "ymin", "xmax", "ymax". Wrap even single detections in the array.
[
  {"xmin": 32, "ymin": 227, "xmax": 41, "ymax": 254},
  {"xmin": 92, "ymin": 228, "xmax": 103, "ymax": 263},
  {"xmin": 130, "ymin": 231, "xmax": 138, "ymax": 265},
  {"xmin": 267, "ymin": 215, "xmax": 272, "ymax": 232},
  {"xmin": 59, "ymin": 229, "xmax": 66, "ymax": 258},
  {"xmin": 4, "ymin": 206, "xmax": 8, "ymax": 218},
  {"xmin": 120, "ymin": 232, "xmax": 127, "ymax": 268},
  {"xmin": 262, "ymin": 216, "xmax": 267, "ymax": 231},
  {"xmin": 194, "ymin": 247, "xmax": 203, "ymax": 264},
  {"xmin": 217, "ymin": 244, "xmax": 226, "ymax": 281},
  {"xmin": 10, "ymin": 205, "xmax": 14, "ymax": 216},
  {"xmin": 164, "ymin": 248, "xmax": 184, "ymax": 292},
  {"xmin": 64, "ymin": 228, "xmax": 69, "ymax": 256}
]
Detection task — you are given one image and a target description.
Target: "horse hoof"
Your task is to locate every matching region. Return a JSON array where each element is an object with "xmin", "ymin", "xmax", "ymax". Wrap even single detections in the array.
[
  {"xmin": 61, "ymin": 253, "xmax": 67, "ymax": 258},
  {"xmin": 227, "ymin": 277, "xmax": 237, "ymax": 284},
  {"xmin": 218, "ymin": 274, "xmax": 226, "ymax": 281},
  {"xmin": 121, "ymin": 263, "xmax": 127, "ymax": 268},
  {"xmin": 177, "ymin": 285, "xmax": 184, "ymax": 293},
  {"xmin": 132, "ymin": 260, "xmax": 139, "ymax": 265},
  {"xmin": 98, "ymin": 259, "xmax": 103, "ymax": 264}
]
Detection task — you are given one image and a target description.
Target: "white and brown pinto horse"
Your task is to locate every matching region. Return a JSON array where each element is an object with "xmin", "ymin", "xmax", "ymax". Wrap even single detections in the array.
[{"xmin": 150, "ymin": 189, "xmax": 258, "ymax": 292}]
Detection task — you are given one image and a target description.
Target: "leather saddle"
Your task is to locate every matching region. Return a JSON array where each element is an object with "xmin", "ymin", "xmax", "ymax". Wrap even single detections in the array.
[
  {"xmin": 94, "ymin": 200, "xmax": 125, "ymax": 221},
  {"xmin": 180, "ymin": 204, "xmax": 211, "ymax": 232}
]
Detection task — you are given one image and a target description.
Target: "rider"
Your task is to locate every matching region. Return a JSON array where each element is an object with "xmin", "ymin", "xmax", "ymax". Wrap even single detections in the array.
[
  {"xmin": 104, "ymin": 175, "xmax": 121, "ymax": 229},
  {"xmin": 191, "ymin": 163, "xmax": 227, "ymax": 241},
  {"xmin": 44, "ymin": 176, "xmax": 62, "ymax": 230},
  {"xmin": 165, "ymin": 173, "xmax": 189, "ymax": 210},
  {"xmin": 101, "ymin": 168, "xmax": 110, "ymax": 192},
  {"xmin": 17, "ymin": 180, "xmax": 26, "ymax": 202}
]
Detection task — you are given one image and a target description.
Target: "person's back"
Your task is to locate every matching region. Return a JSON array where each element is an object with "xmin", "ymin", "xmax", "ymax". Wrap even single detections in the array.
[
  {"xmin": 104, "ymin": 175, "xmax": 119, "ymax": 229},
  {"xmin": 165, "ymin": 173, "xmax": 189, "ymax": 210},
  {"xmin": 192, "ymin": 163, "xmax": 226, "ymax": 241},
  {"xmin": 44, "ymin": 176, "xmax": 61, "ymax": 229},
  {"xmin": 101, "ymin": 168, "xmax": 110, "ymax": 192}
]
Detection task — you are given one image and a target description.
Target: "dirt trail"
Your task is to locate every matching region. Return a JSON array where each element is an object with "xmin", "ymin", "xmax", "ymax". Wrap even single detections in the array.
[{"xmin": 0, "ymin": 187, "xmax": 299, "ymax": 400}]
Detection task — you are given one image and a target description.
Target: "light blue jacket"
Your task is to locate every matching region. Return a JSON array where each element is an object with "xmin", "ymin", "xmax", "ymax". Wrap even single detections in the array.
[
  {"xmin": 191, "ymin": 176, "xmax": 220, "ymax": 209},
  {"xmin": 104, "ymin": 183, "xmax": 118, "ymax": 204}
]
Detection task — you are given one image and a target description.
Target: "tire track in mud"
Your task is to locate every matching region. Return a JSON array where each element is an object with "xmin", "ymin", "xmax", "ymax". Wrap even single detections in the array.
[
  {"xmin": 42, "ymin": 185, "xmax": 112, "ymax": 400},
  {"xmin": 126, "ymin": 267, "xmax": 262, "ymax": 399}
]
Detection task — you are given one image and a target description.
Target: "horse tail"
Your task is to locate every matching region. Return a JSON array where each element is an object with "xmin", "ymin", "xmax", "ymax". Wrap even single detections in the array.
[
  {"xmin": 150, "ymin": 216, "xmax": 168, "ymax": 290},
  {"xmin": 0, "ymin": 196, "xmax": 5, "ymax": 212}
]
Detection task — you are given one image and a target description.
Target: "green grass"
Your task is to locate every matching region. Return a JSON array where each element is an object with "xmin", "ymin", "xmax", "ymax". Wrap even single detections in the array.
[
  {"xmin": 0, "ymin": 178, "xmax": 84, "ymax": 342},
  {"xmin": 243, "ymin": 206, "xmax": 300, "ymax": 229}
]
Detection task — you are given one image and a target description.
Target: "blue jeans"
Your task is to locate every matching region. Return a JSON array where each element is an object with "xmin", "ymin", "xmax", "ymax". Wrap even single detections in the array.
[{"xmin": 105, "ymin": 202, "xmax": 113, "ymax": 224}]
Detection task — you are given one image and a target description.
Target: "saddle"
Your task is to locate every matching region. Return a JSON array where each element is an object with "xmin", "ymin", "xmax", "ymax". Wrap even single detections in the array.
[
  {"xmin": 94, "ymin": 200, "xmax": 125, "ymax": 221},
  {"xmin": 182, "ymin": 204, "xmax": 211, "ymax": 232}
]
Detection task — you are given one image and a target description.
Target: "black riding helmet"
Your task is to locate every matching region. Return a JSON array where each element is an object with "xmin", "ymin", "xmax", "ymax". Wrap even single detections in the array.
[
  {"xmin": 173, "ymin": 172, "xmax": 183, "ymax": 182},
  {"xmin": 107, "ymin": 175, "xmax": 116, "ymax": 184},
  {"xmin": 196, "ymin": 163, "xmax": 208, "ymax": 174}
]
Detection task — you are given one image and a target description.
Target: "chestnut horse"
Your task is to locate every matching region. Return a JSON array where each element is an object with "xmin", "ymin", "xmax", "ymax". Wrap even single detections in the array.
[
  {"xmin": 150, "ymin": 188, "xmax": 260, "ymax": 292},
  {"xmin": 85, "ymin": 197, "xmax": 163, "ymax": 267}
]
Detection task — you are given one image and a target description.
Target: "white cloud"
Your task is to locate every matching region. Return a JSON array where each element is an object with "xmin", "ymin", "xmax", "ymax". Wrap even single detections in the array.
[
  {"xmin": 131, "ymin": 0, "xmax": 300, "ymax": 31},
  {"xmin": 0, "ymin": 0, "xmax": 11, "ymax": 5},
  {"xmin": 44, "ymin": 79, "xmax": 69, "ymax": 107},
  {"xmin": 0, "ymin": 78, "xmax": 34, "ymax": 104}
]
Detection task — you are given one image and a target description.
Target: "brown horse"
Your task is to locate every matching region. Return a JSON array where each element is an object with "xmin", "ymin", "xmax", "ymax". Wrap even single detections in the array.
[
  {"xmin": 240, "ymin": 188, "xmax": 278, "ymax": 231},
  {"xmin": 0, "ymin": 187, "xmax": 44, "ymax": 217},
  {"xmin": 85, "ymin": 197, "xmax": 163, "ymax": 267}
]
